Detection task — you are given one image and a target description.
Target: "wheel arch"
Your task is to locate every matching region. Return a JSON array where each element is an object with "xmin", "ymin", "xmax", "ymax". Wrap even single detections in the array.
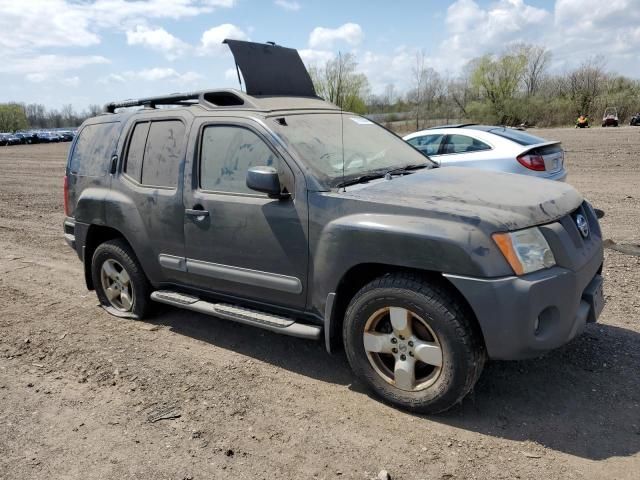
[
  {"xmin": 326, "ymin": 263, "xmax": 487, "ymax": 354},
  {"xmin": 82, "ymin": 225, "xmax": 137, "ymax": 290}
]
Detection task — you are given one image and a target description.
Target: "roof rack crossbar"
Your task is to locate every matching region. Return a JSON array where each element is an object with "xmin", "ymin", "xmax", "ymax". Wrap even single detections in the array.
[{"xmin": 104, "ymin": 92, "xmax": 201, "ymax": 113}]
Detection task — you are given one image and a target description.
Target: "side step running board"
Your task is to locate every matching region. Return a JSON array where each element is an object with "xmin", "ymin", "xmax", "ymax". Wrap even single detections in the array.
[{"xmin": 150, "ymin": 290, "xmax": 322, "ymax": 340}]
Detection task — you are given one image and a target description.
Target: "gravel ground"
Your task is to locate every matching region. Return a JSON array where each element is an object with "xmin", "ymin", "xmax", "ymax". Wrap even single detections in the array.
[{"xmin": 0, "ymin": 126, "xmax": 638, "ymax": 480}]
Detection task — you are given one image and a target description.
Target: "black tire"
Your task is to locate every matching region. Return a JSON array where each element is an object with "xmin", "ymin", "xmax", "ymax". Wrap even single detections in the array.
[
  {"xmin": 91, "ymin": 239, "xmax": 151, "ymax": 319},
  {"xmin": 343, "ymin": 273, "xmax": 486, "ymax": 414}
]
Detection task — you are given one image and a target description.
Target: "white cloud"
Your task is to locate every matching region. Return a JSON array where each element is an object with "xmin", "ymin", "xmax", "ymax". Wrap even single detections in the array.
[
  {"xmin": 61, "ymin": 76, "xmax": 81, "ymax": 87},
  {"xmin": 199, "ymin": 23, "xmax": 248, "ymax": 55},
  {"xmin": 102, "ymin": 68, "xmax": 203, "ymax": 85},
  {"xmin": 0, "ymin": 0, "xmax": 238, "ymax": 50},
  {"xmin": 308, "ymin": 23, "xmax": 363, "ymax": 49},
  {"xmin": 274, "ymin": 0, "xmax": 301, "ymax": 11},
  {"xmin": 443, "ymin": 0, "xmax": 549, "ymax": 66},
  {"xmin": 299, "ymin": 49, "xmax": 335, "ymax": 66},
  {"xmin": 0, "ymin": 55, "xmax": 110, "ymax": 76},
  {"xmin": 126, "ymin": 25, "xmax": 190, "ymax": 60},
  {"xmin": 551, "ymin": 0, "xmax": 640, "ymax": 69}
]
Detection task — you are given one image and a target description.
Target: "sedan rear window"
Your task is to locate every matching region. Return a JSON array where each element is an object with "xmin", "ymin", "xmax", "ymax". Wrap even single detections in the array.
[{"xmin": 486, "ymin": 128, "xmax": 546, "ymax": 146}]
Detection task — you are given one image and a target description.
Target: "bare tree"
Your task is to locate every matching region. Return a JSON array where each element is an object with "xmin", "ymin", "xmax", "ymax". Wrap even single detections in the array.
[
  {"xmin": 511, "ymin": 44, "xmax": 551, "ymax": 97},
  {"xmin": 309, "ymin": 53, "xmax": 369, "ymax": 113},
  {"xmin": 408, "ymin": 50, "xmax": 442, "ymax": 129},
  {"xmin": 568, "ymin": 56, "xmax": 606, "ymax": 115}
]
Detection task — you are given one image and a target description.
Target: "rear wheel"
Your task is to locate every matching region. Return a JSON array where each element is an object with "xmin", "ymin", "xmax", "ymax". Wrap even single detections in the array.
[
  {"xmin": 92, "ymin": 239, "xmax": 151, "ymax": 319},
  {"xmin": 343, "ymin": 273, "xmax": 486, "ymax": 413}
]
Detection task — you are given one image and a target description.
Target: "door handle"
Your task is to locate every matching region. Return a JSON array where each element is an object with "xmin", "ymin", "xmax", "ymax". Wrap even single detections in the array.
[{"xmin": 185, "ymin": 208, "xmax": 209, "ymax": 219}]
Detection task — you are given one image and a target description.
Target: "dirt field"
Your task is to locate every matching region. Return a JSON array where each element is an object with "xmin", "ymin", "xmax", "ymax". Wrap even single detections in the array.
[{"xmin": 0, "ymin": 127, "xmax": 638, "ymax": 480}]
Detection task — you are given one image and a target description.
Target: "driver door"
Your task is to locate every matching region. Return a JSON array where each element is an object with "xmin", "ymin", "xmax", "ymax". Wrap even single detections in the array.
[{"xmin": 182, "ymin": 118, "xmax": 309, "ymax": 310}]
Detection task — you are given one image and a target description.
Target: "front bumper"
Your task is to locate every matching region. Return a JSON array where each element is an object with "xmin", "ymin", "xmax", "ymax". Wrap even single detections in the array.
[{"xmin": 445, "ymin": 247, "xmax": 604, "ymax": 360}]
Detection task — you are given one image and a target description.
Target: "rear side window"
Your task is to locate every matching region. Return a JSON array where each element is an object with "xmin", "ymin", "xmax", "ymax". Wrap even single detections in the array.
[
  {"xmin": 124, "ymin": 122, "xmax": 149, "ymax": 183},
  {"xmin": 488, "ymin": 128, "xmax": 546, "ymax": 146},
  {"xmin": 443, "ymin": 134, "xmax": 491, "ymax": 154},
  {"xmin": 200, "ymin": 126, "xmax": 278, "ymax": 194},
  {"xmin": 141, "ymin": 121, "xmax": 184, "ymax": 188},
  {"xmin": 123, "ymin": 120, "xmax": 184, "ymax": 188},
  {"xmin": 69, "ymin": 122, "xmax": 120, "ymax": 176}
]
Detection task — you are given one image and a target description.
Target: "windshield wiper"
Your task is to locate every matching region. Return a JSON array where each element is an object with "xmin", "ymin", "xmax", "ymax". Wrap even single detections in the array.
[
  {"xmin": 335, "ymin": 173, "xmax": 386, "ymax": 188},
  {"xmin": 384, "ymin": 163, "xmax": 430, "ymax": 176}
]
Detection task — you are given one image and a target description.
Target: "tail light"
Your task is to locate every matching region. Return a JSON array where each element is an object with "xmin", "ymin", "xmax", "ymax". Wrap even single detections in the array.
[
  {"xmin": 516, "ymin": 153, "xmax": 546, "ymax": 171},
  {"xmin": 63, "ymin": 175, "xmax": 70, "ymax": 216}
]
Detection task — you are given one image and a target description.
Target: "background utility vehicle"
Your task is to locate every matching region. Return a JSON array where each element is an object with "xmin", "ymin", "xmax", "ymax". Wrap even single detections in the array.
[{"xmin": 63, "ymin": 40, "xmax": 605, "ymax": 413}]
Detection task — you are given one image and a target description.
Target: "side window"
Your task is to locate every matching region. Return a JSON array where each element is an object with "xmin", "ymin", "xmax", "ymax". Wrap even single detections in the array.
[
  {"xmin": 124, "ymin": 122, "xmax": 149, "ymax": 183},
  {"xmin": 443, "ymin": 134, "xmax": 491, "ymax": 154},
  {"xmin": 407, "ymin": 134, "xmax": 444, "ymax": 155},
  {"xmin": 200, "ymin": 126, "xmax": 279, "ymax": 194},
  {"xmin": 123, "ymin": 120, "xmax": 184, "ymax": 188},
  {"xmin": 141, "ymin": 121, "xmax": 185, "ymax": 188},
  {"xmin": 69, "ymin": 122, "xmax": 121, "ymax": 176}
]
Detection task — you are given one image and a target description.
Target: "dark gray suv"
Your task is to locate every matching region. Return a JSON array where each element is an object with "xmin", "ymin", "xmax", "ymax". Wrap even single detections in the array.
[{"xmin": 63, "ymin": 40, "xmax": 604, "ymax": 413}]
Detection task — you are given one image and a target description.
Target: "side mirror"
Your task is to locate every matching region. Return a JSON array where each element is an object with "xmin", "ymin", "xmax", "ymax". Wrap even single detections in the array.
[{"xmin": 246, "ymin": 166, "xmax": 288, "ymax": 199}]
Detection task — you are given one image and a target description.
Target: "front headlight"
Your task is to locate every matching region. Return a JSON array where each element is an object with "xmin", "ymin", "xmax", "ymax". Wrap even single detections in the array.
[{"xmin": 492, "ymin": 227, "xmax": 556, "ymax": 275}]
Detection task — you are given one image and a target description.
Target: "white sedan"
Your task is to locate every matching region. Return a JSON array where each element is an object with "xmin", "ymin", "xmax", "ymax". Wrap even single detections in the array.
[{"xmin": 403, "ymin": 124, "xmax": 567, "ymax": 181}]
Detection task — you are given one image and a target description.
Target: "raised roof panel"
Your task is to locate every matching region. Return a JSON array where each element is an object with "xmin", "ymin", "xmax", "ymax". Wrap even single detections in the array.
[{"xmin": 223, "ymin": 39, "xmax": 317, "ymax": 97}]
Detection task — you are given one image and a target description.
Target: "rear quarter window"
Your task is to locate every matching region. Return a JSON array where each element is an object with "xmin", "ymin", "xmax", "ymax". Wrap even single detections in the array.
[
  {"xmin": 69, "ymin": 122, "xmax": 121, "ymax": 176},
  {"xmin": 488, "ymin": 128, "xmax": 547, "ymax": 146}
]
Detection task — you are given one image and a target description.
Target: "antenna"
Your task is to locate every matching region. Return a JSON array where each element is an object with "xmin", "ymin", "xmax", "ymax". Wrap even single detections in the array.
[{"xmin": 339, "ymin": 51, "xmax": 346, "ymax": 192}]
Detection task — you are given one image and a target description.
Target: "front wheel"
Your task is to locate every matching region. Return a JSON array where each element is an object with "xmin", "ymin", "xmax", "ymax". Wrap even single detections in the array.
[
  {"xmin": 91, "ymin": 239, "xmax": 151, "ymax": 319},
  {"xmin": 343, "ymin": 274, "xmax": 486, "ymax": 413}
]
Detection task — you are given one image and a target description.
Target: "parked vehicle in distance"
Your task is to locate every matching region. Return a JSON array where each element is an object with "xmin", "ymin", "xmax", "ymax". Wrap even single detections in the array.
[
  {"xmin": 602, "ymin": 107, "xmax": 619, "ymax": 127},
  {"xmin": 630, "ymin": 113, "xmax": 640, "ymax": 126},
  {"xmin": 63, "ymin": 40, "xmax": 605, "ymax": 414},
  {"xmin": 15, "ymin": 132, "xmax": 39, "ymax": 144},
  {"xmin": 0, "ymin": 133, "xmax": 22, "ymax": 146},
  {"xmin": 57, "ymin": 130, "xmax": 75, "ymax": 142},
  {"xmin": 37, "ymin": 131, "xmax": 61, "ymax": 143},
  {"xmin": 403, "ymin": 124, "xmax": 567, "ymax": 181}
]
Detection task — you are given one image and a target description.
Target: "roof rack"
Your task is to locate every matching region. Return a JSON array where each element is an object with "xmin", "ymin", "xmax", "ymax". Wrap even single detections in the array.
[
  {"xmin": 103, "ymin": 89, "xmax": 261, "ymax": 113},
  {"xmin": 104, "ymin": 91, "xmax": 201, "ymax": 113}
]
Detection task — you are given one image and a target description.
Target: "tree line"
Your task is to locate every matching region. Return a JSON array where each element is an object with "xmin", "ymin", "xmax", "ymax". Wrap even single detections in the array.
[
  {"xmin": 4, "ymin": 44, "xmax": 639, "ymax": 132},
  {"xmin": 0, "ymin": 103, "xmax": 102, "ymax": 132},
  {"xmin": 310, "ymin": 44, "xmax": 640, "ymax": 129}
]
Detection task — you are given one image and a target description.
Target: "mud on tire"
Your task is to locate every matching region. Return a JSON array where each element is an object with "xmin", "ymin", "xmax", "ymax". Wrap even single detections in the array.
[{"xmin": 343, "ymin": 273, "xmax": 486, "ymax": 414}]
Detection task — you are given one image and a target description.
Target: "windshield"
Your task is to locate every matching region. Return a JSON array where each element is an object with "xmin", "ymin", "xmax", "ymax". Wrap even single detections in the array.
[{"xmin": 271, "ymin": 113, "xmax": 432, "ymax": 188}]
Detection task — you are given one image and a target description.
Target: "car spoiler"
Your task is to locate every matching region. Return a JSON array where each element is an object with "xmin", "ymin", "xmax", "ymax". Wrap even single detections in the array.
[{"xmin": 518, "ymin": 141, "xmax": 562, "ymax": 154}]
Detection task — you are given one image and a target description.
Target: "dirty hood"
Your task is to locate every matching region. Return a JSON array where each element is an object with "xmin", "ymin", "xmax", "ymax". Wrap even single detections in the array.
[{"xmin": 343, "ymin": 167, "xmax": 583, "ymax": 231}]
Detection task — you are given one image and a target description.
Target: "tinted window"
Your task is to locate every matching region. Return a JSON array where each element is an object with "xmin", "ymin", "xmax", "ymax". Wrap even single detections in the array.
[
  {"xmin": 443, "ymin": 134, "xmax": 491, "ymax": 154},
  {"xmin": 200, "ymin": 126, "xmax": 277, "ymax": 194},
  {"xmin": 407, "ymin": 134, "xmax": 444, "ymax": 155},
  {"xmin": 124, "ymin": 122, "xmax": 149, "ymax": 183},
  {"xmin": 486, "ymin": 128, "xmax": 546, "ymax": 146},
  {"xmin": 141, "ymin": 121, "xmax": 184, "ymax": 188},
  {"xmin": 69, "ymin": 122, "xmax": 120, "ymax": 176}
]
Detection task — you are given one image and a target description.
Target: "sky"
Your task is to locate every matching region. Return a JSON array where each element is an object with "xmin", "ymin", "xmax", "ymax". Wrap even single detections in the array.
[{"xmin": 1, "ymin": 0, "xmax": 639, "ymax": 111}]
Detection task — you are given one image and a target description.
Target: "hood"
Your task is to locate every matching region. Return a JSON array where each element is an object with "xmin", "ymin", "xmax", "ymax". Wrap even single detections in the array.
[{"xmin": 341, "ymin": 167, "xmax": 583, "ymax": 231}]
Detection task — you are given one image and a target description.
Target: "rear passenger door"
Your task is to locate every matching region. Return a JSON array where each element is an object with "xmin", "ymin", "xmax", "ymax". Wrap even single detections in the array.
[{"xmin": 108, "ymin": 113, "xmax": 191, "ymax": 285}]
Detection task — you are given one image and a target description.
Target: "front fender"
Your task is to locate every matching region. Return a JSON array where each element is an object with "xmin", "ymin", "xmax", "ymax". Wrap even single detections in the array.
[{"xmin": 310, "ymin": 213, "xmax": 511, "ymax": 315}]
